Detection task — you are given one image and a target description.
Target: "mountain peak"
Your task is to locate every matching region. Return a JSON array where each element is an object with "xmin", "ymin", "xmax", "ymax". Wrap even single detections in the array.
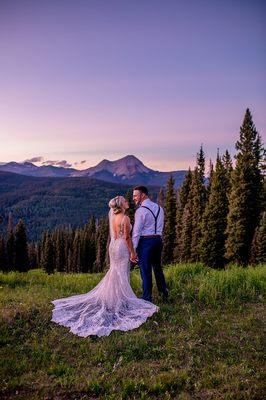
[
  {"xmin": 97, "ymin": 158, "xmax": 111, "ymax": 165},
  {"xmin": 84, "ymin": 154, "xmax": 152, "ymax": 178},
  {"xmin": 123, "ymin": 154, "xmax": 139, "ymax": 160}
]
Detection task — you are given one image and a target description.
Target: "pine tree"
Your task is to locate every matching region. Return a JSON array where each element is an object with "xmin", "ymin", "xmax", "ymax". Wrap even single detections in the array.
[
  {"xmin": 28, "ymin": 242, "xmax": 38, "ymax": 269},
  {"xmin": 82, "ymin": 217, "xmax": 96, "ymax": 272},
  {"xmin": 94, "ymin": 217, "xmax": 109, "ymax": 272},
  {"xmin": 178, "ymin": 202, "xmax": 193, "ymax": 262},
  {"xmin": 54, "ymin": 228, "xmax": 66, "ymax": 272},
  {"xmin": 6, "ymin": 212, "xmax": 15, "ymax": 270},
  {"xmin": 206, "ymin": 158, "xmax": 214, "ymax": 200},
  {"xmin": 222, "ymin": 150, "xmax": 233, "ymax": 185},
  {"xmin": 68, "ymin": 230, "xmax": 74, "ymax": 273},
  {"xmin": 198, "ymin": 145, "xmax": 207, "ymax": 206},
  {"xmin": 250, "ymin": 211, "xmax": 266, "ymax": 265},
  {"xmin": 176, "ymin": 146, "xmax": 206, "ymax": 263},
  {"xmin": 174, "ymin": 168, "xmax": 192, "ymax": 261},
  {"xmin": 41, "ymin": 231, "xmax": 54, "ymax": 274},
  {"xmin": 190, "ymin": 168, "xmax": 203, "ymax": 262},
  {"xmin": 80, "ymin": 230, "xmax": 88, "ymax": 273},
  {"xmin": 36, "ymin": 242, "xmax": 42, "ymax": 268},
  {"xmin": 190, "ymin": 156, "xmax": 206, "ymax": 261},
  {"xmin": 72, "ymin": 229, "xmax": 82, "ymax": 273},
  {"xmin": 14, "ymin": 219, "xmax": 29, "ymax": 272},
  {"xmin": 179, "ymin": 168, "xmax": 193, "ymax": 209},
  {"xmin": 200, "ymin": 153, "xmax": 229, "ymax": 268},
  {"xmin": 65, "ymin": 226, "xmax": 74, "ymax": 272},
  {"xmin": 225, "ymin": 108, "xmax": 264, "ymax": 266},
  {"xmin": 222, "ymin": 149, "xmax": 233, "ymax": 201},
  {"xmin": 190, "ymin": 146, "xmax": 207, "ymax": 261},
  {"xmin": 197, "ymin": 144, "xmax": 206, "ymax": 187},
  {"xmin": 68, "ymin": 228, "xmax": 77, "ymax": 273},
  {"xmin": 0, "ymin": 235, "xmax": 7, "ymax": 272},
  {"xmin": 158, "ymin": 187, "xmax": 166, "ymax": 208},
  {"xmin": 162, "ymin": 175, "xmax": 177, "ymax": 265},
  {"xmin": 67, "ymin": 247, "xmax": 72, "ymax": 273}
]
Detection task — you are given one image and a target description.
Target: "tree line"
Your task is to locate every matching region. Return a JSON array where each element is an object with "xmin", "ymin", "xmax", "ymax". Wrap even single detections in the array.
[
  {"xmin": 0, "ymin": 192, "xmax": 135, "ymax": 274},
  {"xmin": 0, "ymin": 108, "xmax": 265, "ymax": 273},
  {"xmin": 162, "ymin": 108, "xmax": 265, "ymax": 267},
  {"xmin": 0, "ymin": 213, "xmax": 110, "ymax": 274}
]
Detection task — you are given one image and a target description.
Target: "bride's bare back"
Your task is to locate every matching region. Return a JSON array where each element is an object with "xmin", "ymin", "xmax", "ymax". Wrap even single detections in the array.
[{"xmin": 112, "ymin": 214, "xmax": 130, "ymax": 240}]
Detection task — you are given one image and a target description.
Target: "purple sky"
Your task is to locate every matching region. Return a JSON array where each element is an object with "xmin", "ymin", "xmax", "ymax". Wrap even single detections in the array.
[{"xmin": 0, "ymin": 0, "xmax": 265, "ymax": 171}]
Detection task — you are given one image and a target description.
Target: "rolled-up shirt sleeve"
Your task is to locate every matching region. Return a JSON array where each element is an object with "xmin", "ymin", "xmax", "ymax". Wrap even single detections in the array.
[{"xmin": 132, "ymin": 209, "xmax": 145, "ymax": 250}]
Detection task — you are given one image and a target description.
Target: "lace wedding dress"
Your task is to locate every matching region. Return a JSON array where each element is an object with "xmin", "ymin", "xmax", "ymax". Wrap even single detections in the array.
[{"xmin": 51, "ymin": 211, "xmax": 159, "ymax": 337}]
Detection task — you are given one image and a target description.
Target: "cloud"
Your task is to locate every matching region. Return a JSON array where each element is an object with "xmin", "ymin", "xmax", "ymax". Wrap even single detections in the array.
[
  {"xmin": 42, "ymin": 160, "xmax": 57, "ymax": 165},
  {"xmin": 56, "ymin": 160, "xmax": 72, "ymax": 168},
  {"xmin": 24, "ymin": 156, "xmax": 44, "ymax": 163},
  {"xmin": 42, "ymin": 160, "xmax": 72, "ymax": 168},
  {"xmin": 74, "ymin": 160, "xmax": 86, "ymax": 166}
]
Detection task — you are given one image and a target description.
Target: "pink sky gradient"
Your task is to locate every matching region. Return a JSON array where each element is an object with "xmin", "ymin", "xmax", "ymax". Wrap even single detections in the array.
[{"xmin": 0, "ymin": 1, "xmax": 265, "ymax": 172}]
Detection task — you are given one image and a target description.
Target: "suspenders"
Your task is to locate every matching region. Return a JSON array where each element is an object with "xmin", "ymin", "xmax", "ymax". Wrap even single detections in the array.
[{"xmin": 141, "ymin": 205, "xmax": 161, "ymax": 234}]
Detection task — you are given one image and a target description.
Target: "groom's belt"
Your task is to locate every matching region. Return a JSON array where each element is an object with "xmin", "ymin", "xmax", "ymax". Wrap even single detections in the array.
[{"xmin": 140, "ymin": 234, "xmax": 161, "ymax": 238}]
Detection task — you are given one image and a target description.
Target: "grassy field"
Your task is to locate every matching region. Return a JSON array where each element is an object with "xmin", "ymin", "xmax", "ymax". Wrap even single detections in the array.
[{"xmin": 0, "ymin": 263, "xmax": 265, "ymax": 400}]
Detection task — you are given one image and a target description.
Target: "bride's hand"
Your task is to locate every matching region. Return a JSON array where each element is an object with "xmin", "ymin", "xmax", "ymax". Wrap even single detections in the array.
[{"xmin": 130, "ymin": 251, "xmax": 138, "ymax": 263}]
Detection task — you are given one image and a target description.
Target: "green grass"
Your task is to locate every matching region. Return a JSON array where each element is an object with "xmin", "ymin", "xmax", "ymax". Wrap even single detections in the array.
[{"xmin": 0, "ymin": 263, "xmax": 265, "ymax": 399}]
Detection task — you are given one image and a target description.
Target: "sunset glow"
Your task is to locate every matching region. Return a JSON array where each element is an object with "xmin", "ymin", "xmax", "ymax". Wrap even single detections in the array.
[{"xmin": 0, "ymin": 1, "xmax": 265, "ymax": 171}]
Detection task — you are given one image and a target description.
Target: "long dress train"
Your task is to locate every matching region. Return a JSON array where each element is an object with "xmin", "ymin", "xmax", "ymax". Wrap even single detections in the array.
[{"xmin": 51, "ymin": 215, "xmax": 159, "ymax": 337}]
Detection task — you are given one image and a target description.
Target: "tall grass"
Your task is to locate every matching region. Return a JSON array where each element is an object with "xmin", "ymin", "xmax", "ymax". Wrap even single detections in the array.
[
  {"xmin": 0, "ymin": 263, "xmax": 265, "ymax": 308},
  {"xmin": 164, "ymin": 263, "xmax": 266, "ymax": 305},
  {"xmin": 0, "ymin": 263, "xmax": 265, "ymax": 399}
]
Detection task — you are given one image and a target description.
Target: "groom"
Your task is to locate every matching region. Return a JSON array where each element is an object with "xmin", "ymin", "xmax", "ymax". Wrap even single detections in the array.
[{"xmin": 131, "ymin": 185, "xmax": 168, "ymax": 302}]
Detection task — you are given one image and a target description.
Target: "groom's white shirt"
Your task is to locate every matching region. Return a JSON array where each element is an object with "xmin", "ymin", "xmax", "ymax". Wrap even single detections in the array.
[{"xmin": 132, "ymin": 198, "xmax": 164, "ymax": 250}]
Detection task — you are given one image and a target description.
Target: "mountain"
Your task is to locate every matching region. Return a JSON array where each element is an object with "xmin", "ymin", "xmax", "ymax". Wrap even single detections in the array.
[
  {"xmin": 0, "ymin": 161, "xmax": 76, "ymax": 177},
  {"xmin": 0, "ymin": 155, "xmax": 188, "ymax": 188},
  {"xmin": 0, "ymin": 171, "xmax": 160, "ymax": 241},
  {"xmin": 76, "ymin": 155, "xmax": 187, "ymax": 187},
  {"xmin": 78, "ymin": 155, "xmax": 152, "ymax": 177}
]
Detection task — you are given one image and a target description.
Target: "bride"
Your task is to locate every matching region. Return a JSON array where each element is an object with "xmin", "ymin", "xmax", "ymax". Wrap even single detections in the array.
[{"xmin": 51, "ymin": 195, "xmax": 159, "ymax": 337}]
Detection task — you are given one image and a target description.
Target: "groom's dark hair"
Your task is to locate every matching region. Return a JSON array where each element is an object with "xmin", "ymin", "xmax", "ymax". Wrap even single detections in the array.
[{"xmin": 133, "ymin": 185, "xmax": 148, "ymax": 195}]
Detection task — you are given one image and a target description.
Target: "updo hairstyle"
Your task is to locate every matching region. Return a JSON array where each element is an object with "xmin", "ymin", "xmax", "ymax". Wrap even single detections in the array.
[{"xmin": 108, "ymin": 195, "xmax": 125, "ymax": 214}]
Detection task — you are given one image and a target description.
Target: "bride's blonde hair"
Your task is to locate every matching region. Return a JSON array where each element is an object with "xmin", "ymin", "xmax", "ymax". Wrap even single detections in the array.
[{"xmin": 108, "ymin": 195, "xmax": 125, "ymax": 214}]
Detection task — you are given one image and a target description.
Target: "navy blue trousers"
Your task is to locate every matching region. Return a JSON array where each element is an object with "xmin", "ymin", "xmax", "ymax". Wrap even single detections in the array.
[{"xmin": 137, "ymin": 236, "xmax": 168, "ymax": 302}]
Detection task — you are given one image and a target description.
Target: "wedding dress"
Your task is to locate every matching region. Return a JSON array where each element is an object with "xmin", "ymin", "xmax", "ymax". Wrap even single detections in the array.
[{"xmin": 51, "ymin": 210, "xmax": 159, "ymax": 337}]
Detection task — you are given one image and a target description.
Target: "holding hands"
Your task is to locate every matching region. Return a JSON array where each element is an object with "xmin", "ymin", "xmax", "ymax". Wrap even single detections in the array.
[{"xmin": 130, "ymin": 250, "xmax": 138, "ymax": 263}]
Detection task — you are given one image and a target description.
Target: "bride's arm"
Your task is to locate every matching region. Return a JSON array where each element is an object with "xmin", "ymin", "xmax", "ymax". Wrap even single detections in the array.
[{"xmin": 123, "ymin": 216, "xmax": 137, "ymax": 261}]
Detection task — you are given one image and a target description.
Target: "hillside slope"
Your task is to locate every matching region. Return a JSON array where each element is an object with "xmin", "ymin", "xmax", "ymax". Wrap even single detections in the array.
[{"xmin": 0, "ymin": 171, "xmax": 159, "ymax": 241}]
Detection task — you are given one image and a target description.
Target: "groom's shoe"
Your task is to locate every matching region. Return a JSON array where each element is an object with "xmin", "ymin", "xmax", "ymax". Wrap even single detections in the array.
[{"xmin": 142, "ymin": 295, "xmax": 153, "ymax": 303}]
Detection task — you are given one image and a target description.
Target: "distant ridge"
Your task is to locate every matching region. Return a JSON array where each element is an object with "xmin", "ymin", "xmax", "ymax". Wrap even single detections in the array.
[
  {"xmin": 0, "ymin": 170, "xmax": 160, "ymax": 241},
  {"xmin": 0, "ymin": 155, "xmax": 187, "ymax": 187}
]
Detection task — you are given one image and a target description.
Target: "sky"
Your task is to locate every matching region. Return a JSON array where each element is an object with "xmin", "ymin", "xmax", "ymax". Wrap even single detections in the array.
[{"xmin": 0, "ymin": 0, "xmax": 265, "ymax": 171}]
